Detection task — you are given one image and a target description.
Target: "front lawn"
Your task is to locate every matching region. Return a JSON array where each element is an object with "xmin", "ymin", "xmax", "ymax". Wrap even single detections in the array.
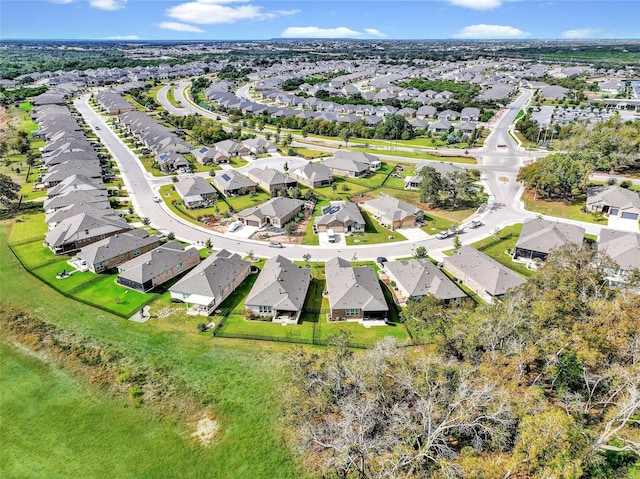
[
  {"xmin": 229, "ymin": 157, "xmax": 248, "ymax": 168},
  {"xmin": 522, "ymin": 190, "xmax": 606, "ymax": 224},
  {"xmin": 346, "ymin": 210, "xmax": 407, "ymax": 245}
]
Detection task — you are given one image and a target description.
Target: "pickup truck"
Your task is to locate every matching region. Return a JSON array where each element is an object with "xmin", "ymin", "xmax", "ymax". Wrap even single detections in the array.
[{"xmin": 436, "ymin": 231, "xmax": 452, "ymax": 239}]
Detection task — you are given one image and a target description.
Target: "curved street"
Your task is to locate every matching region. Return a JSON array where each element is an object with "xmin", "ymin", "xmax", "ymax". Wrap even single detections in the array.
[{"xmin": 77, "ymin": 83, "xmax": 613, "ymax": 261}]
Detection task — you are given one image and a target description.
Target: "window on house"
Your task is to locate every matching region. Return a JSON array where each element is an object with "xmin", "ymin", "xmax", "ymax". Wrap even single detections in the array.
[
  {"xmin": 259, "ymin": 305, "xmax": 272, "ymax": 314},
  {"xmin": 176, "ymin": 263, "xmax": 183, "ymax": 271},
  {"xmin": 345, "ymin": 309, "xmax": 359, "ymax": 316}
]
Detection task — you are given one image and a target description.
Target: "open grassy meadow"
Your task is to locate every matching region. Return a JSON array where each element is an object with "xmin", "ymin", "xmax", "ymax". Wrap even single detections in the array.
[{"xmin": 1, "ymin": 223, "xmax": 307, "ymax": 479}]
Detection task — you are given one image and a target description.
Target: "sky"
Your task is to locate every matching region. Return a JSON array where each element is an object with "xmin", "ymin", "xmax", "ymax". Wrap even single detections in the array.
[{"xmin": 1, "ymin": 0, "xmax": 639, "ymax": 41}]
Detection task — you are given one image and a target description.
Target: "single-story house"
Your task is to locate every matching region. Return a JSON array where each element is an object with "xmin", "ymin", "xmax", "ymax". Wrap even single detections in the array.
[
  {"xmin": 428, "ymin": 119, "xmax": 452, "ymax": 133},
  {"xmin": 382, "ymin": 258, "xmax": 466, "ymax": 305},
  {"xmin": 587, "ymin": 186, "xmax": 640, "ymax": 223},
  {"xmin": 45, "ymin": 212, "xmax": 131, "ymax": 255},
  {"xmin": 247, "ymin": 167, "xmax": 297, "ymax": 195},
  {"xmin": 598, "ymin": 229, "xmax": 640, "ymax": 286},
  {"xmin": 416, "ymin": 105, "xmax": 437, "ymax": 119},
  {"xmin": 443, "ymin": 246, "xmax": 526, "ymax": 300},
  {"xmin": 214, "ymin": 139, "xmax": 250, "ymax": 158},
  {"xmin": 460, "ymin": 107, "xmax": 481, "ymax": 121},
  {"xmin": 212, "ymin": 170, "xmax": 256, "ymax": 197},
  {"xmin": 237, "ymin": 197, "xmax": 305, "ymax": 228},
  {"xmin": 242, "ymin": 137, "xmax": 278, "ymax": 155},
  {"xmin": 117, "ymin": 242, "xmax": 200, "ymax": 292},
  {"xmin": 325, "ymin": 257, "xmax": 388, "ymax": 324},
  {"xmin": 454, "ymin": 121, "xmax": 477, "ymax": 134},
  {"xmin": 315, "ymin": 201, "xmax": 365, "ymax": 233},
  {"xmin": 514, "ymin": 218, "xmax": 585, "ymax": 261},
  {"xmin": 437, "ymin": 109, "xmax": 459, "ymax": 121},
  {"xmin": 540, "ymin": 85, "xmax": 569, "ymax": 99},
  {"xmin": 244, "ymin": 255, "xmax": 311, "ymax": 323},
  {"xmin": 73, "ymin": 229, "xmax": 161, "ymax": 273},
  {"xmin": 322, "ymin": 151, "xmax": 380, "ymax": 178},
  {"xmin": 194, "ymin": 146, "xmax": 229, "ymax": 165},
  {"xmin": 156, "ymin": 152, "xmax": 190, "ymax": 174},
  {"xmin": 360, "ymin": 195, "xmax": 423, "ymax": 230},
  {"xmin": 175, "ymin": 176, "xmax": 218, "ymax": 209},
  {"xmin": 169, "ymin": 249, "xmax": 251, "ymax": 316},
  {"xmin": 290, "ymin": 163, "xmax": 334, "ymax": 188}
]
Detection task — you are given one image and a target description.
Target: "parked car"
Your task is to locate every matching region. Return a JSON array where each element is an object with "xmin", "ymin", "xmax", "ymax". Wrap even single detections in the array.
[
  {"xmin": 436, "ymin": 231, "xmax": 451, "ymax": 239},
  {"xmin": 376, "ymin": 256, "xmax": 388, "ymax": 264},
  {"xmin": 469, "ymin": 220, "xmax": 482, "ymax": 229},
  {"xmin": 153, "ymin": 196, "xmax": 162, "ymax": 203},
  {"xmin": 269, "ymin": 242, "xmax": 284, "ymax": 248},
  {"xmin": 228, "ymin": 220, "xmax": 242, "ymax": 232}
]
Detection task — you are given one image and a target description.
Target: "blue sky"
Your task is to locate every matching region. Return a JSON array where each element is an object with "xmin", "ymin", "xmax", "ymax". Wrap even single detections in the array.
[{"xmin": 1, "ymin": 0, "xmax": 639, "ymax": 40}]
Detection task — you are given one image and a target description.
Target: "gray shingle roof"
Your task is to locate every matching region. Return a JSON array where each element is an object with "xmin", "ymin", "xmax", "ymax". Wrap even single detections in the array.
[
  {"xmin": 238, "ymin": 197, "xmax": 304, "ymax": 221},
  {"xmin": 587, "ymin": 185, "xmax": 640, "ymax": 210},
  {"xmin": 170, "ymin": 249, "xmax": 250, "ymax": 299},
  {"xmin": 384, "ymin": 259, "xmax": 465, "ymax": 300},
  {"xmin": 325, "ymin": 257, "xmax": 388, "ymax": 312},
  {"xmin": 315, "ymin": 202, "xmax": 365, "ymax": 227},
  {"xmin": 599, "ymin": 230, "xmax": 640, "ymax": 271},
  {"xmin": 75, "ymin": 229, "xmax": 158, "ymax": 265},
  {"xmin": 175, "ymin": 176, "xmax": 216, "ymax": 199},
  {"xmin": 443, "ymin": 246, "xmax": 526, "ymax": 296},
  {"xmin": 515, "ymin": 218, "xmax": 585, "ymax": 255},
  {"xmin": 117, "ymin": 242, "xmax": 198, "ymax": 284},
  {"xmin": 245, "ymin": 255, "xmax": 311, "ymax": 312}
]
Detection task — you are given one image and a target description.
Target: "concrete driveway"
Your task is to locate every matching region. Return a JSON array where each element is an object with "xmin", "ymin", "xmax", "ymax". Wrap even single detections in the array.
[
  {"xmin": 225, "ymin": 224, "xmax": 259, "ymax": 239},
  {"xmin": 318, "ymin": 231, "xmax": 345, "ymax": 246},
  {"xmin": 397, "ymin": 227, "xmax": 432, "ymax": 241}
]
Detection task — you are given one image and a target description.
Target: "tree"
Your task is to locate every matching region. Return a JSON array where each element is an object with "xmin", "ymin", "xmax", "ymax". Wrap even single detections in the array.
[
  {"xmin": 285, "ymin": 340, "xmax": 512, "ymax": 478},
  {"xmin": 419, "ymin": 166, "xmax": 443, "ymax": 206},
  {"xmin": 453, "ymin": 234, "xmax": 462, "ymax": 251},
  {"xmin": 339, "ymin": 127, "xmax": 352, "ymax": 147},
  {"xmin": 141, "ymin": 217, "xmax": 150, "ymax": 225},
  {"xmin": 414, "ymin": 246, "xmax": 427, "ymax": 258},
  {"xmin": 517, "ymin": 154, "xmax": 592, "ymax": 200},
  {"xmin": 205, "ymin": 238, "xmax": 212, "ymax": 249},
  {"xmin": 0, "ymin": 173, "xmax": 20, "ymax": 208},
  {"xmin": 284, "ymin": 221, "xmax": 297, "ymax": 237},
  {"xmin": 303, "ymin": 253, "xmax": 311, "ymax": 265},
  {"xmin": 167, "ymin": 232, "xmax": 175, "ymax": 240}
]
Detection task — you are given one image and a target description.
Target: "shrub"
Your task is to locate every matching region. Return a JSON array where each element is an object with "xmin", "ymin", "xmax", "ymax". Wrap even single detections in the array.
[{"xmin": 196, "ymin": 323, "xmax": 207, "ymax": 332}]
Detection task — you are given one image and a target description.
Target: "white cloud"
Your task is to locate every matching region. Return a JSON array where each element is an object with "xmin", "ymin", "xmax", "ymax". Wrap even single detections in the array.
[
  {"xmin": 281, "ymin": 26, "xmax": 388, "ymax": 39},
  {"xmin": 364, "ymin": 28, "xmax": 388, "ymax": 38},
  {"xmin": 448, "ymin": 0, "xmax": 503, "ymax": 10},
  {"xmin": 562, "ymin": 28, "xmax": 602, "ymax": 39},
  {"xmin": 157, "ymin": 22, "xmax": 205, "ymax": 33},
  {"xmin": 89, "ymin": 0, "xmax": 126, "ymax": 10},
  {"xmin": 50, "ymin": 0, "xmax": 75, "ymax": 4},
  {"xmin": 281, "ymin": 26, "xmax": 362, "ymax": 39},
  {"xmin": 453, "ymin": 24, "xmax": 529, "ymax": 39},
  {"xmin": 166, "ymin": 0, "xmax": 294, "ymax": 25},
  {"xmin": 105, "ymin": 35, "xmax": 140, "ymax": 40}
]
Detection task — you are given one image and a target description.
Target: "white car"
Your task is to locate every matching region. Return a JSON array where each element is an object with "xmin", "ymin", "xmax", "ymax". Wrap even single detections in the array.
[{"xmin": 153, "ymin": 196, "xmax": 162, "ymax": 203}]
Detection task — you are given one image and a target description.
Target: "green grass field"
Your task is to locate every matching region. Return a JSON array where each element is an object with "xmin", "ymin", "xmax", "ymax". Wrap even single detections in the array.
[
  {"xmin": 0, "ymin": 341, "xmax": 225, "ymax": 479},
  {"xmin": 522, "ymin": 191, "xmax": 607, "ymax": 224},
  {"xmin": 0, "ymin": 223, "xmax": 307, "ymax": 479},
  {"xmin": 346, "ymin": 210, "xmax": 407, "ymax": 245},
  {"xmin": 8, "ymin": 213, "xmax": 48, "ymax": 243}
]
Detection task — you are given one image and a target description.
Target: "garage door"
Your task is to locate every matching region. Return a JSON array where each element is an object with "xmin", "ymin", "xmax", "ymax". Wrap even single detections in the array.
[
  {"xmin": 621, "ymin": 212, "xmax": 639, "ymax": 220},
  {"xmin": 246, "ymin": 220, "xmax": 260, "ymax": 227}
]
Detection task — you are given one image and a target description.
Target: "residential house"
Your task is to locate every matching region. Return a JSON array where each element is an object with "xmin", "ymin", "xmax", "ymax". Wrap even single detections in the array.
[
  {"xmin": 45, "ymin": 212, "xmax": 131, "ymax": 254},
  {"xmin": 156, "ymin": 152, "xmax": 190, "ymax": 174},
  {"xmin": 194, "ymin": 146, "xmax": 228, "ymax": 165},
  {"xmin": 454, "ymin": 121, "xmax": 477, "ymax": 134},
  {"xmin": 214, "ymin": 139, "xmax": 250, "ymax": 158},
  {"xmin": 212, "ymin": 170, "xmax": 256, "ymax": 197},
  {"xmin": 169, "ymin": 249, "xmax": 251, "ymax": 316},
  {"xmin": 73, "ymin": 229, "xmax": 161, "ymax": 273},
  {"xmin": 587, "ymin": 186, "xmax": 640, "ymax": 224},
  {"xmin": 244, "ymin": 255, "xmax": 311, "ymax": 323},
  {"xmin": 116, "ymin": 242, "xmax": 200, "ymax": 292},
  {"xmin": 325, "ymin": 257, "xmax": 388, "ymax": 325},
  {"xmin": 247, "ymin": 167, "xmax": 297, "ymax": 195},
  {"xmin": 46, "ymin": 174, "xmax": 104, "ymax": 198},
  {"xmin": 460, "ymin": 107, "xmax": 481, "ymax": 121},
  {"xmin": 175, "ymin": 176, "xmax": 218, "ymax": 209},
  {"xmin": 443, "ymin": 246, "xmax": 526, "ymax": 300},
  {"xmin": 382, "ymin": 258, "xmax": 466, "ymax": 305},
  {"xmin": 43, "ymin": 189, "xmax": 110, "ymax": 214},
  {"xmin": 322, "ymin": 151, "xmax": 380, "ymax": 178},
  {"xmin": 540, "ymin": 85, "xmax": 569, "ymax": 99},
  {"xmin": 428, "ymin": 119, "xmax": 452, "ymax": 133},
  {"xmin": 315, "ymin": 201, "xmax": 365, "ymax": 233},
  {"xmin": 598, "ymin": 229, "xmax": 640, "ymax": 286},
  {"xmin": 361, "ymin": 195, "xmax": 423, "ymax": 230},
  {"xmin": 237, "ymin": 197, "xmax": 305, "ymax": 228},
  {"xmin": 514, "ymin": 218, "xmax": 585, "ymax": 261},
  {"xmin": 416, "ymin": 105, "xmax": 437, "ymax": 119},
  {"xmin": 437, "ymin": 109, "xmax": 459, "ymax": 121},
  {"xmin": 242, "ymin": 137, "xmax": 278, "ymax": 155},
  {"xmin": 290, "ymin": 163, "xmax": 334, "ymax": 188}
]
